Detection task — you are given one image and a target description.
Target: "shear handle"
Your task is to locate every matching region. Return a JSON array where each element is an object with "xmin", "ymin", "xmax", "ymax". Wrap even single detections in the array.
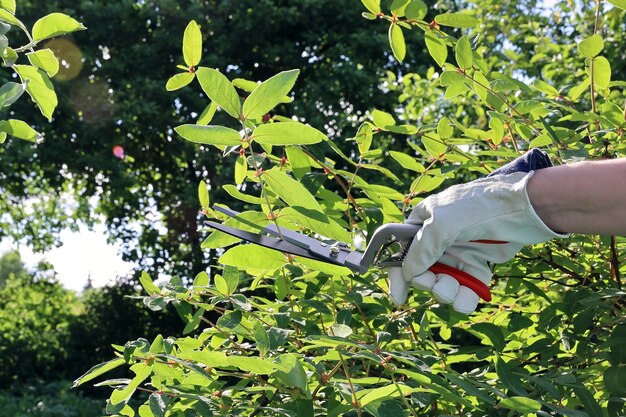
[{"xmin": 428, "ymin": 262, "xmax": 492, "ymax": 302}]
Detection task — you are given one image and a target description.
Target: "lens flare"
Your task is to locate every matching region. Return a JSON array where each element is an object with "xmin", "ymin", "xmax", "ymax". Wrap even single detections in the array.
[{"xmin": 112, "ymin": 145, "xmax": 125, "ymax": 159}]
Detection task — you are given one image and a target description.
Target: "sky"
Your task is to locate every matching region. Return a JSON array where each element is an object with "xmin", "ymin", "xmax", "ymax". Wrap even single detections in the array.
[{"xmin": 1, "ymin": 223, "xmax": 135, "ymax": 292}]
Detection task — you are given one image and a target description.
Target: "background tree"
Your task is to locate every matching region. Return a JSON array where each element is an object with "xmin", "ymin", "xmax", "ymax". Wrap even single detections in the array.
[{"xmin": 1, "ymin": 0, "xmax": 427, "ymax": 280}]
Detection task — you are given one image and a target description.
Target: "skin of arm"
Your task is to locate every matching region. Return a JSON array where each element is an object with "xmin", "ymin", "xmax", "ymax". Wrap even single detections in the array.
[{"xmin": 527, "ymin": 158, "xmax": 626, "ymax": 235}]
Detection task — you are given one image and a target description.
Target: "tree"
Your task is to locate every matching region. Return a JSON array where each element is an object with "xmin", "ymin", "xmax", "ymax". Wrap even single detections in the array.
[
  {"xmin": 1, "ymin": 0, "xmax": 424, "ymax": 280},
  {"xmin": 74, "ymin": 1, "xmax": 625, "ymax": 416}
]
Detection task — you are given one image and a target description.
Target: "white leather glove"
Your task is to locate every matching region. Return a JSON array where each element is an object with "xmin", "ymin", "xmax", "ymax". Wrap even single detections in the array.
[{"xmin": 392, "ymin": 171, "xmax": 568, "ymax": 314}]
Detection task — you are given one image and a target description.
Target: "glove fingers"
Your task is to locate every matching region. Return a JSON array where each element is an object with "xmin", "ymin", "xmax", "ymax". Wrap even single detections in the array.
[
  {"xmin": 453, "ymin": 286, "xmax": 480, "ymax": 314},
  {"xmin": 432, "ymin": 274, "xmax": 460, "ymax": 304},
  {"xmin": 410, "ymin": 270, "xmax": 437, "ymax": 291}
]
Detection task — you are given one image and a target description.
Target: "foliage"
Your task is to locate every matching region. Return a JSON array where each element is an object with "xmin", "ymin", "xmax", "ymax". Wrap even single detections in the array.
[
  {"xmin": 0, "ymin": 251, "xmax": 77, "ymax": 386},
  {"xmin": 0, "ymin": 0, "xmax": 413, "ymax": 275},
  {"xmin": 0, "ymin": 380, "xmax": 104, "ymax": 417},
  {"xmin": 0, "ymin": 2, "xmax": 84, "ymax": 143},
  {"xmin": 75, "ymin": 1, "xmax": 625, "ymax": 416}
]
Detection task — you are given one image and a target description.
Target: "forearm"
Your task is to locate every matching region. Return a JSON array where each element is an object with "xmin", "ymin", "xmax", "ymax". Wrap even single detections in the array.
[{"xmin": 527, "ymin": 158, "xmax": 626, "ymax": 235}]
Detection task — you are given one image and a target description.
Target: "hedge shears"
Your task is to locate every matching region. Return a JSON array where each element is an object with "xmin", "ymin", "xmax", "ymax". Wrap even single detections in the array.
[{"xmin": 206, "ymin": 206, "xmax": 492, "ymax": 302}]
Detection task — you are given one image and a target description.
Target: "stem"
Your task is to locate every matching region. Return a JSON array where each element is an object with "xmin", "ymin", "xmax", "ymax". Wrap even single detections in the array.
[
  {"xmin": 401, "ymin": 148, "xmax": 448, "ymax": 215},
  {"xmin": 392, "ymin": 374, "xmax": 419, "ymax": 417},
  {"xmin": 336, "ymin": 347, "xmax": 362, "ymax": 416},
  {"xmin": 609, "ymin": 236, "xmax": 622, "ymax": 289},
  {"xmin": 240, "ymin": 122, "xmax": 284, "ymax": 239}
]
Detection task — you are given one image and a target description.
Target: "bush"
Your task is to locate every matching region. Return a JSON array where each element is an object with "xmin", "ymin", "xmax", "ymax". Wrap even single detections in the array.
[
  {"xmin": 74, "ymin": 2, "xmax": 626, "ymax": 416},
  {"xmin": 0, "ymin": 381, "xmax": 104, "ymax": 417}
]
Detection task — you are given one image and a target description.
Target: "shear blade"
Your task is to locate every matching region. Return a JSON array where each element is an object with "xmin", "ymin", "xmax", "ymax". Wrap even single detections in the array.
[{"xmin": 206, "ymin": 221, "xmax": 320, "ymax": 261}]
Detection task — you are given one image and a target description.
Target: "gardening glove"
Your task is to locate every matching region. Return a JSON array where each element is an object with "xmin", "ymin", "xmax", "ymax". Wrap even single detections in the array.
[{"xmin": 392, "ymin": 171, "xmax": 568, "ymax": 314}]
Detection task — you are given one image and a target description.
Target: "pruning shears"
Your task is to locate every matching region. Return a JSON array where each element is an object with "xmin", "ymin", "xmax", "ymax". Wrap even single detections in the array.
[
  {"xmin": 206, "ymin": 150, "xmax": 555, "ymax": 305},
  {"xmin": 207, "ymin": 206, "xmax": 492, "ymax": 302}
]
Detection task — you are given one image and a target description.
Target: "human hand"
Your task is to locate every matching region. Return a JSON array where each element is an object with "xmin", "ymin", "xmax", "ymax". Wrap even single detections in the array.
[{"xmin": 393, "ymin": 171, "xmax": 567, "ymax": 313}]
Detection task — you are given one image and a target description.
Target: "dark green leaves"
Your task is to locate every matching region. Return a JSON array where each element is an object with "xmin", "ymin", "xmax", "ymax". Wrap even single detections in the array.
[
  {"xmin": 499, "ymin": 397, "xmax": 542, "ymax": 415},
  {"xmin": 242, "ymin": 69, "xmax": 299, "ymax": 120}
]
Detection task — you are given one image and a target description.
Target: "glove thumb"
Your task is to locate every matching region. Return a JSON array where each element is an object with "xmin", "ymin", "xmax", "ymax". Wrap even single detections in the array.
[
  {"xmin": 388, "ymin": 266, "xmax": 409, "ymax": 305},
  {"xmin": 402, "ymin": 219, "xmax": 447, "ymax": 281}
]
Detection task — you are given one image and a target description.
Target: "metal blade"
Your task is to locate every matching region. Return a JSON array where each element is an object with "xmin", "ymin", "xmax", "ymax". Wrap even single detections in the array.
[
  {"xmin": 206, "ymin": 220, "xmax": 318, "ymax": 260},
  {"xmin": 213, "ymin": 205, "xmax": 323, "ymax": 250}
]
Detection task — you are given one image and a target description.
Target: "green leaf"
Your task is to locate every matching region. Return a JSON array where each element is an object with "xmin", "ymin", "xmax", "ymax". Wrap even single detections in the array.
[
  {"xmin": 273, "ymin": 354, "xmax": 308, "ymax": 391},
  {"xmin": 197, "ymin": 101, "xmax": 217, "ymax": 125},
  {"xmin": 455, "ymin": 35, "xmax": 473, "ymax": 70},
  {"xmin": 253, "ymin": 322, "xmax": 270, "ymax": 356},
  {"xmin": 1, "ymin": 46, "xmax": 17, "ymax": 66},
  {"xmin": 0, "ymin": 82, "xmax": 25, "ymax": 107},
  {"xmin": 242, "ymin": 69, "xmax": 299, "ymax": 120},
  {"xmin": 219, "ymin": 244, "xmax": 287, "ymax": 270},
  {"xmin": 253, "ymin": 121, "xmax": 327, "ymax": 145},
  {"xmin": 499, "ymin": 397, "xmax": 542, "ymax": 415},
  {"xmin": 424, "ymin": 30, "xmax": 447, "ymax": 67},
  {"xmin": 27, "ymin": 49, "xmax": 59, "ymax": 77},
  {"xmin": 607, "ymin": 0, "xmax": 626, "ymax": 11},
  {"xmin": 0, "ymin": 0, "xmax": 16, "ymax": 13},
  {"xmin": 0, "ymin": 132, "xmax": 6, "ymax": 144},
  {"xmin": 13, "ymin": 65, "xmax": 57, "ymax": 121},
  {"xmin": 193, "ymin": 271, "xmax": 209, "ymax": 287},
  {"xmin": 391, "ymin": 0, "xmax": 410, "ymax": 16},
  {"xmin": 110, "ymin": 364, "xmax": 152, "ymax": 405},
  {"xmin": 183, "ymin": 20, "xmax": 202, "ymax": 67},
  {"xmin": 573, "ymin": 385, "xmax": 603, "ymax": 417},
  {"xmin": 359, "ymin": 384, "xmax": 416, "ymax": 406},
  {"xmin": 361, "ymin": 0, "xmax": 381, "ymax": 14},
  {"xmin": 0, "ymin": 119, "xmax": 41, "ymax": 142},
  {"xmin": 72, "ymin": 358, "xmax": 126, "ymax": 387},
  {"xmin": 198, "ymin": 180, "xmax": 209, "ymax": 209},
  {"xmin": 592, "ymin": 56, "xmax": 611, "ymax": 89},
  {"xmin": 165, "ymin": 72, "xmax": 194, "ymax": 91},
  {"xmin": 182, "ymin": 307, "xmax": 205, "ymax": 334},
  {"xmin": 330, "ymin": 324, "xmax": 352, "ymax": 338},
  {"xmin": 578, "ymin": 34, "xmax": 604, "ymax": 58},
  {"xmin": 140, "ymin": 271, "xmax": 161, "ymax": 295},
  {"xmin": 471, "ymin": 323, "xmax": 505, "ymax": 352},
  {"xmin": 227, "ymin": 355, "xmax": 281, "ymax": 375},
  {"xmin": 0, "ymin": 9, "xmax": 25, "ymax": 30},
  {"xmin": 604, "ymin": 365, "xmax": 626, "ymax": 394},
  {"xmin": 235, "ymin": 155, "xmax": 246, "ymax": 185},
  {"xmin": 262, "ymin": 168, "xmax": 321, "ymax": 212},
  {"xmin": 437, "ymin": 117, "xmax": 454, "ymax": 139},
  {"xmin": 473, "ymin": 70, "xmax": 489, "ymax": 102},
  {"xmin": 32, "ymin": 13, "xmax": 86, "ymax": 42},
  {"xmin": 389, "ymin": 24, "xmax": 406, "ymax": 63},
  {"xmin": 175, "ymin": 124, "xmax": 242, "ymax": 146},
  {"xmin": 389, "ymin": 151, "xmax": 425, "ymax": 172},
  {"xmin": 222, "ymin": 265, "xmax": 239, "ymax": 295},
  {"xmin": 216, "ymin": 310, "xmax": 242, "ymax": 329},
  {"xmin": 405, "ymin": 1, "xmax": 427, "ymax": 20},
  {"xmin": 435, "ymin": 13, "xmax": 478, "ymax": 28},
  {"xmin": 196, "ymin": 67, "xmax": 242, "ymax": 119},
  {"xmin": 495, "ymin": 358, "xmax": 527, "ymax": 395},
  {"xmin": 372, "ymin": 109, "xmax": 395, "ymax": 128}
]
